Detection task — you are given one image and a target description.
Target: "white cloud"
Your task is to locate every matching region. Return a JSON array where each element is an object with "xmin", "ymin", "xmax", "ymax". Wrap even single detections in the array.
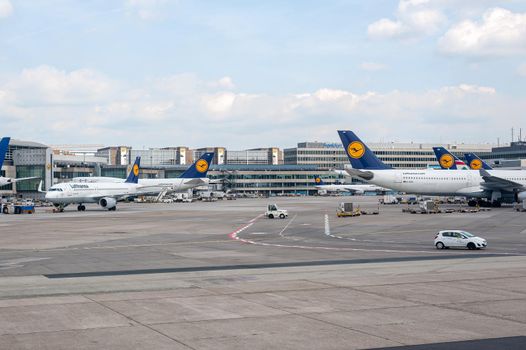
[
  {"xmin": 215, "ymin": 76, "xmax": 235, "ymax": 90},
  {"xmin": 125, "ymin": 0, "xmax": 168, "ymax": 20},
  {"xmin": 5, "ymin": 65, "xmax": 115, "ymax": 106},
  {"xmin": 202, "ymin": 92, "xmax": 236, "ymax": 115},
  {"xmin": 0, "ymin": 65, "xmax": 523, "ymax": 147},
  {"xmin": 368, "ymin": 0, "xmax": 447, "ymax": 40},
  {"xmin": 0, "ymin": 0, "xmax": 13, "ymax": 18},
  {"xmin": 360, "ymin": 62, "xmax": 387, "ymax": 71},
  {"xmin": 439, "ymin": 7, "xmax": 526, "ymax": 56}
]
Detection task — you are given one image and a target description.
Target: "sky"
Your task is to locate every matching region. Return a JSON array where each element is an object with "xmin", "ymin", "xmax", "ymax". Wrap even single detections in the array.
[{"xmin": 1, "ymin": 0, "xmax": 526, "ymax": 149}]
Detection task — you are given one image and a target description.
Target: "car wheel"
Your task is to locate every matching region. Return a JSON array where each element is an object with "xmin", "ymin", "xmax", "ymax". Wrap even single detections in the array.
[
  {"xmin": 467, "ymin": 242, "xmax": 476, "ymax": 250},
  {"xmin": 268, "ymin": 214, "xmax": 274, "ymax": 219},
  {"xmin": 279, "ymin": 214, "xmax": 285, "ymax": 219},
  {"xmin": 435, "ymin": 242, "xmax": 445, "ymax": 249}
]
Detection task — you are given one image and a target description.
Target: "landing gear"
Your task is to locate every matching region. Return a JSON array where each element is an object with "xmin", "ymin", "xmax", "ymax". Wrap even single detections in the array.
[
  {"xmin": 77, "ymin": 205, "xmax": 86, "ymax": 211},
  {"xmin": 54, "ymin": 204, "xmax": 66, "ymax": 213},
  {"xmin": 491, "ymin": 201, "xmax": 501, "ymax": 208},
  {"xmin": 108, "ymin": 207, "xmax": 116, "ymax": 211},
  {"xmin": 468, "ymin": 199, "xmax": 477, "ymax": 207},
  {"xmin": 476, "ymin": 200, "xmax": 492, "ymax": 208}
]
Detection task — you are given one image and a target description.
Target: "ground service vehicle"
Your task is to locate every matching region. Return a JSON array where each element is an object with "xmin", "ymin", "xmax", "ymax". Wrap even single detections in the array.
[{"xmin": 266, "ymin": 204, "xmax": 288, "ymax": 219}]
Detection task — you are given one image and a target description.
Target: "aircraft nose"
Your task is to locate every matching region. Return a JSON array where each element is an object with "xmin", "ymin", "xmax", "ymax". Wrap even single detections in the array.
[{"xmin": 45, "ymin": 192, "xmax": 56, "ymax": 200}]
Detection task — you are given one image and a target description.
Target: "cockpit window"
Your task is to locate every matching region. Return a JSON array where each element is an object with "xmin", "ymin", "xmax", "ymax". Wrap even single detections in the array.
[{"xmin": 49, "ymin": 188, "xmax": 63, "ymax": 192}]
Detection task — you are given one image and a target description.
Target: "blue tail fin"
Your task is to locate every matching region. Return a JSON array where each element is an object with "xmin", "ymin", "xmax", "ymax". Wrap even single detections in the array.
[
  {"xmin": 337, "ymin": 131, "xmax": 390, "ymax": 170},
  {"xmin": 0, "ymin": 137, "xmax": 10, "ymax": 169},
  {"xmin": 125, "ymin": 156, "xmax": 141, "ymax": 183},
  {"xmin": 314, "ymin": 175, "xmax": 325, "ymax": 186},
  {"xmin": 432, "ymin": 147, "xmax": 468, "ymax": 170},
  {"xmin": 464, "ymin": 153, "xmax": 492, "ymax": 170},
  {"xmin": 180, "ymin": 152, "xmax": 214, "ymax": 178},
  {"xmin": 432, "ymin": 147, "xmax": 458, "ymax": 169}
]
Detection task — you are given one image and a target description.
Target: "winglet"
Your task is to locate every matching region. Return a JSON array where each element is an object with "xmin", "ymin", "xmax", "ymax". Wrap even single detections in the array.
[
  {"xmin": 125, "ymin": 156, "xmax": 141, "ymax": 184},
  {"xmin": 337, "ymin": 130, "xmax": 390, "ymax": 170},
  {"xmin": 179, "ymin": 153, "xmax": 214, "ymax": 179},
  {"xmin": 0, "ymin": 137, "xmax": 11, "ymax": 169},
  {"xmin": 38, "ymin": 180, "xmax": 46, "ymax": 193}
]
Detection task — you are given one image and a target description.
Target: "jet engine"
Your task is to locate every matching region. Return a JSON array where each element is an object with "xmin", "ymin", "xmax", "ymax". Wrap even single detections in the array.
[
  {"xmin": 99, "ymin": 197, "xmax": 117, "ymax": 209},
  {"xmin": 517, "ymin": 191, "xmax": 526, "ymax": 202}
]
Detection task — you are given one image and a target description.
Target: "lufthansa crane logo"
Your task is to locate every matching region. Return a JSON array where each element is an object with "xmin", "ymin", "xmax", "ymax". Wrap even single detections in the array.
[
  {"xmin": 196, "ymin": 159, "xmax": 209, "ymax": 173},
  {"xmin": 133, "ymin": 164, "xmax": 139, "ymax": 176},
  {"xmin": 439, "ymin": 154, "xmax": 454, "ymax": 169},
  {"xmin": 470, "ymin": 159, "xmax": 482, "ymax": 170},
  {"xmin": 347, "ymin": 141, "xmax": 365, "ymax": 159},
  {"xmin": 315, "ymin": 177, "xmax": 321, "ymax": 184}
]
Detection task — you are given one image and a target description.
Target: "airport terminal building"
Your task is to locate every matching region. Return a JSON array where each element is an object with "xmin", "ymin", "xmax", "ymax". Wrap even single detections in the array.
[{"xmin": 2, "ymin": 137, "xmax": 526, "ymax": 197}]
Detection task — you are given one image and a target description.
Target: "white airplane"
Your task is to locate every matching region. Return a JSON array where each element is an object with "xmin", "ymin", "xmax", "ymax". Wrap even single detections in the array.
[
  {"xmin": 313, "ymin": 176, "xmax": 390, "ymax": 194},
  {"xmin": 72, "ymin": 153, "xmax": 214, "ymax": 194},
  {"xmin": 43, "ymin": 156, "xmax": 167, "ymax": 212},
  {"xmin": 0, "ymin": 137, "xmax": 39, "ymax": 187},
  {"xmin": 338, "ymin": 130, "xmax": 526, "ymax": 207}
]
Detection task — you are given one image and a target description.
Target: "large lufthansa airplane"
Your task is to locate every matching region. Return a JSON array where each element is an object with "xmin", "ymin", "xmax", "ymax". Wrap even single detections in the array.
[
  {"xmin": 43, "ymin": 157, "xmax": 165, "ymax": 212},
  {"xmin": 338, "ymin": 130, "xmax": 526, "ymax": 207},
  {"xmin": 72, "ymin": 153, "xmax": 214, "ymax": 193}
]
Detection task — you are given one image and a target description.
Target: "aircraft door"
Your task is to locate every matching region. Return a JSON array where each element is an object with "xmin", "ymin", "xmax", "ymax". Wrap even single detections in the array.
[
  {"xmin": 395, "ymin": 173, "xmax": 402, "ymax": 183},
  {"xmin": 467, "ymin": 173, "xmax": 477, "ymax": 187}
]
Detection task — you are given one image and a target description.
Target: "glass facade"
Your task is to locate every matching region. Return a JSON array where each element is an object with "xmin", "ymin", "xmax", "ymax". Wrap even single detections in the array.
[
  {"xmin": 15, "ymin": 165, "xmax": 45, "ymax": 192},
  {"xmin": 207, "ymin": 165, "xmax": 344, "ymax": 195},
  {"xmin": 226, "ymin": 150, "xmax": 270, "ymax": 165},
  {"xmin": 101, "ymin": 168, "xmax": 127, "ymax": 178}
]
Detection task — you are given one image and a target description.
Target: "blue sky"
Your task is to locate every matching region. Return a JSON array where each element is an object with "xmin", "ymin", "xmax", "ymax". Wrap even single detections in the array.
[{"xmin": 1, "ymin": 0, "xmax": 526, "ymax": 148}]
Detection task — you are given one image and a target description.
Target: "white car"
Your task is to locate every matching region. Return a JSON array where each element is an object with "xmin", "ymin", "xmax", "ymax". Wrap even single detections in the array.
[{"xmin": 434, "ymin": 230, "xmax": 487, "ymax": 250}]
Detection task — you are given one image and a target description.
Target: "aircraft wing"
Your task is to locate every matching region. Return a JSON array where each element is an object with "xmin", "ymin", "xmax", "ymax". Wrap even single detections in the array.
[
  {"xmin": 345, "ymin": 168, "xmax": 374, "ymax": 180},
  {"xmin": 183, "ymin": 178, "xmax": 207, "ymax": 186},
  {"xmin": 479, "ymin": 169, "xmax": 525, "ymax": 192},
  {"xmin": 11, "ymin": 176, "xmax": 39, "ymax": 183}
]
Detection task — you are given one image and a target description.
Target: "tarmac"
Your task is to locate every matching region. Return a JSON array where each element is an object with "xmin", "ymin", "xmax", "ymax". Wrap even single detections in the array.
[{"xmin": 0, "ymin": 196, "xmax": 525, "ymax": 349}]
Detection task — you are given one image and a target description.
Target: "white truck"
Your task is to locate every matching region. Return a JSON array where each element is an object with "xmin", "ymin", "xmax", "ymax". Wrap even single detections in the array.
[
  {"xmin": 381, "ymin": 194, "xmax": 398, "ymax": 204},
  {"xmin": 265, "ymin": 204, "xmax": 288, "ymax": 219}
]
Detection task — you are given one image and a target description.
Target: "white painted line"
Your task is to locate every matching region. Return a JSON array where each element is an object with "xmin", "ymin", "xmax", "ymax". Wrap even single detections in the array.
[
  {"xmin": 278, "ymin": 215, "xmax": 297, "ymax": 239},
  {"xmin": 324, "ymin": 214, "xmax": 330, "ymax": 236}
]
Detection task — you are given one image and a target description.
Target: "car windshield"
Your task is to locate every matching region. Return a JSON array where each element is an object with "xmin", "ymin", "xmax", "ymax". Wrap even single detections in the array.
[{"xmin": 460, "ymin": 231, "xmax": 474, "ymax": 237}]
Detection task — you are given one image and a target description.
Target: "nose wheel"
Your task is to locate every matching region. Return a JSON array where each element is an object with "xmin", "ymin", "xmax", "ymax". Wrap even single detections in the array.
[{"xmin": 77, "ymin": 205, "xmax": 86, "ymax": 211}]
